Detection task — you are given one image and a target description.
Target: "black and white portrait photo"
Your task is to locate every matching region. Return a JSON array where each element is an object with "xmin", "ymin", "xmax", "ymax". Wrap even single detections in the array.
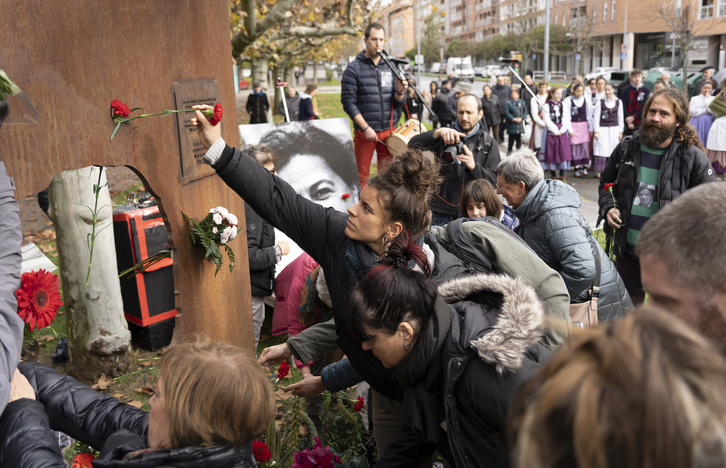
[
  {"xmin": 634, "ymin": 182, "xmax": 656, "ymax": 209},
  {"xmin": 239, "ymin": 118, "xmax": 360, "ymax": 272}
]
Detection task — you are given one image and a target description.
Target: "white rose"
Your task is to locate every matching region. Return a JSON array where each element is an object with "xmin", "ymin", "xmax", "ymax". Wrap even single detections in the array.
[
  {"xmin": 226, "ymin": 213, "xmax": 238, "ymax": 226},
  {"xmin": 223, "ymin": 226, "xmax": 234, "ymax": 241},
  {"xmin": 209, "ymin": 208, "xmax": 217, "ymax": 214},
  {"xmin": 215, "ymin": 206, "xmax": 229, "ymax": 218},
  {"xmin": 229, "ymin": 226, "xmax": 238, "ymax": 240},
  {"xmin": 212, "ymin": 227, "xmax": 218, "ymax": 234},
  {"xmin": 220, "ymin": 233, "xmax": 229, "ymax": 244},
  {"xmin": 212, "ymin": 213, "xmax": 223, "ymax": 225}
]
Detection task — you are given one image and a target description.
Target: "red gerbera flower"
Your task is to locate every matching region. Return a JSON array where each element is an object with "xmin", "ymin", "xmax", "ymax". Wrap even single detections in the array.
[
  {"xmin": 354, "ymin": 395, "xmax": 365, "ymax": 412},
  {"xmin": 110, "ymin": 99, "xmax": 130, "ymax": 118},
  {"xmin": 209, "ymin": 102, "xmax": 223, "ymax": 126},
  {"xmin": 277, "ymin": 361, "xmax": 290, "ymax": 379},
  {"xmin": 603, "ymin": 183, "xmax": 614, "ymax": 191},
  {"xmin": 72, "ymin": 453, "xmax": 95, "ymax": 468},
  {"xmin": 16, "ymin": 269, "xmax": 63, "ymax": 331},
  {"xmin": 252, "ymin": 440, "xmax": 272, "ymax": 463}
]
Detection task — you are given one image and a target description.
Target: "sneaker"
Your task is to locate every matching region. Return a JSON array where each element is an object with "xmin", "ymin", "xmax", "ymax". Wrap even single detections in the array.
[
  {"xmin": 582, "ymin": 168, "xmax": 589, "ymax": 176},
  {"xmin": 506, "ymin": 151, "xmax": 512, "ymax": 156},
  {"xmin": 575, "ymin": 170, "xmax": 582, "ymax": 178}
]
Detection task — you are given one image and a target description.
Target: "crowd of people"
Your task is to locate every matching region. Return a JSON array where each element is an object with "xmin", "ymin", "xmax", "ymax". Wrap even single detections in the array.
[{"xmin": 1, "ymin": 27, "xmax": 726, "ymax": 467}]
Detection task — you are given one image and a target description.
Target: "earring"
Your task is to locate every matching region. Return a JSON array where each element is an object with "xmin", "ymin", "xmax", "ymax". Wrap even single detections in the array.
[
  {"xmin": 382, "ymin": 235, "xmax": 389, "ymax": 246},
  {"xmin": 404, "ymin": 342, "xmax": 411, "ymax": 350}
]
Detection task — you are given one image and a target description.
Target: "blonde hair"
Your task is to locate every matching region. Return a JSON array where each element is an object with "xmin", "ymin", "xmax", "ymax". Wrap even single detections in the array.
[
  {"xmin": 160, "ymin": 338, "xmax": 275, "ymax": 448},
  {"xmin": 509, "ymin": 306, "xmax": 726, "ymax": 468}
]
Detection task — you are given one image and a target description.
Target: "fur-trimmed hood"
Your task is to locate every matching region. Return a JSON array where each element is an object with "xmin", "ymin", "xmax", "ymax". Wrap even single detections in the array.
[{"xmin": 438, "ymin": 273, "xmax": 545, "ymax": 374}]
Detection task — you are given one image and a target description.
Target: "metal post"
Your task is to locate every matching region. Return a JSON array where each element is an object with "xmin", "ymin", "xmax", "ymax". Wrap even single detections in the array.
[
  {"xmin": 416, "ymin": 1, "xmax": 421, "ymax": 85},
  {"xmin": 544, "ymin": 0, "xmax": 550, "ymax": 81}
]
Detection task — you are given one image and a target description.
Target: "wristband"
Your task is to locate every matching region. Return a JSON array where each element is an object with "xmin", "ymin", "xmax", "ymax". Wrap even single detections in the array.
[{"xmin": 361, "ymin": 126, "xmax": 370, "ymax": 133}]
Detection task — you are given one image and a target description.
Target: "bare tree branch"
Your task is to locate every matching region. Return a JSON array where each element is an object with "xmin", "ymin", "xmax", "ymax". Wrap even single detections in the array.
[{"xmin": 231, "ymin": 0, "xmax": 301, "ymax": 59}]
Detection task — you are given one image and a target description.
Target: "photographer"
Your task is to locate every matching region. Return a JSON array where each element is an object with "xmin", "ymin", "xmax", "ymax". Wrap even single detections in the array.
[{"xmin": 409, "ymin": 93, "xmax": 500, "ymax": 226}]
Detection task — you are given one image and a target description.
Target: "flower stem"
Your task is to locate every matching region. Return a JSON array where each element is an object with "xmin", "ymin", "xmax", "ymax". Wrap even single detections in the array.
[{"xmin": 85, "ymin": 167, "xmax": 104, "ymax": 285}]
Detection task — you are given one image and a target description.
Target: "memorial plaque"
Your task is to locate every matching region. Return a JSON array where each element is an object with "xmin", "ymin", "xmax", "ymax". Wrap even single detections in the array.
[{"xmin": 172, "ymin": 81, "xmax": 221, "ymax": 185}]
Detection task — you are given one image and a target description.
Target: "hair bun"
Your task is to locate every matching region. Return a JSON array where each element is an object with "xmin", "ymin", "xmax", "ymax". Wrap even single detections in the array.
[{"xmin": 383, "ymin": 150, "xmax": 442, "ymax": 202}]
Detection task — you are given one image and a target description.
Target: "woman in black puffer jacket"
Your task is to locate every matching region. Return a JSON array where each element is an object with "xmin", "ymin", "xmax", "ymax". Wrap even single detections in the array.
[{"xmin": 0, "ymin": 340, "xmax": 274, "ymax": 468}]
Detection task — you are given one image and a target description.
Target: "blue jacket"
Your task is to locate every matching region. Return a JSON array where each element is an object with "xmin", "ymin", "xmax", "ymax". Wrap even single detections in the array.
[
  {"xmin": 514, "ymin": 179, "xmax": 633, "ymax": 322},
  {"xmin": 341, "ymin": 51, "xmax": 404, "ymax": 132}
]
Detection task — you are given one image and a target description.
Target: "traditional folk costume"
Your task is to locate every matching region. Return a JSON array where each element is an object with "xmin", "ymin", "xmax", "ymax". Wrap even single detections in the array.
[
  {"xmin": 530, "ymin": 93, "xmax": 548, "ymax": 157},
  {"xmin": 541, "ymin": 99, "xmax": 572, "ymax": 178},
  {"xmin": 706, "ymin": 91, "xmax": 726, "ymax": 175},
  {"xmin": 564, "ymin": 95, "xmax": 593, "ymax": 177},
  {"xmin": 592, "ymin": 97, "xmax": 624, "ymax": 173},
  {"xmin": 689, "ymin": 93, "xmax": 715, "ymax": 148}
]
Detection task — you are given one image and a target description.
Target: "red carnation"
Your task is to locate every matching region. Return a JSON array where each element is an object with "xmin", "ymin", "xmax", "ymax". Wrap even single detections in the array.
[
  {"xmin": 277, "ymin": 361, "xmax": 290, "ymax": 379},
  {"xmin": 341, "ymin": 193, "xmax": 351, "ymax": 200},
  {"xmin": 354, "ymin": 395, "xmax": 365, "ymax": 412},
  {"xmin": 209, "ymin": 102, "xmax": 223, "ymax": 126},
  {"xmin": 110, "ymin": 99, "xmax": 130, "ymax": 118},
  {"xmin": 72, "ymin": 453, "xmax": 96, "ymax": 468},
  {"xmin": 252, "ymin": 440, "xmax": 272, "ymax": 463},
  {"xmin": 603, "ymin": 183, "xmax": 614, "ymax": 191},
  {"xmin": 16, "ymin": 269, "xmax": 63, "ymax": 331}
]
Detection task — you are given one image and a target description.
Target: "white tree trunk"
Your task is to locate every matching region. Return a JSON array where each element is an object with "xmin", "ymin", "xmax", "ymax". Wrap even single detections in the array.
[{"xmin": 48, "ymin": 166, "xmax": 130, "ymax": 366}]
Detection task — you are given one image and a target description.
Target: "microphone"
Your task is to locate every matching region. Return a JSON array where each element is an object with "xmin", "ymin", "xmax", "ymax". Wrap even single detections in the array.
[{"xmin": 498, "ymin": 57, "xmax": 521, "ymax": 64}]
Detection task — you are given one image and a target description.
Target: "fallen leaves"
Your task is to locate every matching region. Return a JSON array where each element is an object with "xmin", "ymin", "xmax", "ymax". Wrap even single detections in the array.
[{"xmin": 92, "ymin": 374, "xmax": 114, "ymax": 391}]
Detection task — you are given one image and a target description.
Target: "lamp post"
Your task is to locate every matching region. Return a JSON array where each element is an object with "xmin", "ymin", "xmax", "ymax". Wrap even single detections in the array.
[{"xmin": 544, "ymin": 0, "xmax": 550, "ymax": 81}]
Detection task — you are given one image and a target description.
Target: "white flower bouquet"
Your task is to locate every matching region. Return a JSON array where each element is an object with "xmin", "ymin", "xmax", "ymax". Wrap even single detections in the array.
[{"xmin": 184, "ymin": 206, "xmax": 239, "ymax": 275}]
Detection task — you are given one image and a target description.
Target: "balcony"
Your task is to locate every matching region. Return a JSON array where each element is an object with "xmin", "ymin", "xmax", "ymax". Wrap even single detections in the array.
[
  {"xmin": 450, "ymin": 0, "xmax": 463, "ymax": 7},
  {"xmin": 451, "ymin": 11, "xmax": 463, "ymax": 20},
  {"xmin": 475, "ymin": 17, "xmax": 492, "ymax": 26},
  {"xmin": 452, "ymin": 26, "xmax": 463, "ymax": 33}
]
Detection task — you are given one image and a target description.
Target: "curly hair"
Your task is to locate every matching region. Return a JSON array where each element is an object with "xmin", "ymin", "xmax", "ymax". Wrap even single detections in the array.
[{"xmin": 642, "ymin": 88, "xmax": 705, "ymax": 152}]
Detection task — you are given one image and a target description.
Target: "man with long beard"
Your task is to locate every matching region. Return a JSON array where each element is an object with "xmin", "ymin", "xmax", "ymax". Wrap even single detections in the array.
[
  {"xmin": 597, "ymin": 88, "xmax": 716, "ymax": 305},
  {"xmin": 636, "ymin": 183, "xmax": 726, "ymax": 354}
]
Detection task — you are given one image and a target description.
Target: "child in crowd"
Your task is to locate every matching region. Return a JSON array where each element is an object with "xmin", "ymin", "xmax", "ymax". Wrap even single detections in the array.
[
  {"xmin": 541, "ymin": 87, "xmax": 572, "ymax": 180},
  {"xmin": 530, "ymin": 81, "xmax": 549, "ymax": 158},
  {"xmin": 460, "ymin": 179, "xmax": 518, "ymax": 230},
  {"xmin": 564, "ymin": 83, "xmax": 593, "ymax": 178},
  {"xmin": 299, "ymin": 84, "xmax": 319, "ymax": 121},
  {"xmin": 593, "ymin": 82, "xmax": 624, "ymax": 178},
  {"xmin": 504, "ymin": 88, "xmax": 528, "ymax": 156}
]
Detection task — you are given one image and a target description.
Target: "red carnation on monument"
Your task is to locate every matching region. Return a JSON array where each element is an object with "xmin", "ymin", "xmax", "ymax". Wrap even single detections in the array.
[
  {"xmin": 277, "ymin": 361, "xmax": 290, "ymax": 379},
  {"xmin": 15, "ymin": 269, "xmax": 63, "ymax": 331},
  {"xmin": 252, "ymin": 440, "xmax": 272, "ymax": 463},
  {"xmin": 110, "ymin": 99, "xmax": 131, "ymax": 118},
  {"xmin": 341, "ymin": 193, "xmax": 351, "ymax": 200},
  {"xmin": 72, "ymin": 453, "xmax": 96, "ymax": 468}
]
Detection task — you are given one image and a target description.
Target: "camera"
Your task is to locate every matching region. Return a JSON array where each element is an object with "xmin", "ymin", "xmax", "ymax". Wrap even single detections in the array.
[{"xmin": 441, "ymin": 142, "xmax": 464, "ymax": 164}]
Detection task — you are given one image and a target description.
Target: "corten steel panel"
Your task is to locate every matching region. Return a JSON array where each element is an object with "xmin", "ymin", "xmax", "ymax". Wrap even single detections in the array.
[{"xmin": 0, "ymin": 1, "xmax": 254, "ymax": 350}]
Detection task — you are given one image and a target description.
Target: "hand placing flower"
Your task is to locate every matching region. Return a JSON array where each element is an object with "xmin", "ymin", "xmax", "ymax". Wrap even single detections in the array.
[{"xmin": 109, "ymin": 99, "xmax": 223, "ymax": 141}]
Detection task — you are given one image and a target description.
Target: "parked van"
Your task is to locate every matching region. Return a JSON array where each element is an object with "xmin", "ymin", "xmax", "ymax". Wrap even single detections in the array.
[
  {"xmin": 430, "ymin": 62, "xmax": 442, "ymax": 74},
  {"xmin": 446, "ymin": 57, "xmax": 475, "ymax": 82}
]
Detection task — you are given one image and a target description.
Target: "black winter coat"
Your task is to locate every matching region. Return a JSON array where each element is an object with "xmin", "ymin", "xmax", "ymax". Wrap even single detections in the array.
[
  {"xmin": 246, "ymin": 201, "xmax": 276, "ymax": 297},
  {"xmin": 341, "ymin": 51, "xmax": 404, "ymax": 132},
  {"xmin": 246, "ymin": 92, "xmax": 269, "ymax": 124},
  {"xmin": 482, "ymin": 94, "xmax": 501, "ymax": 128},
  {"xmin": 432, "ymin": 88, "xmax": 457, "ymax": 124},
  {"xmin": 409, "ymin": 124, "xmax": 500, "ymax": 218},
  {"xmin": 597, "ymin": 133, "xmax": 716, "ymax": 258},
  {"xmin": 378, "ymin": 274, "xmax": 550, "ymax": 468},
  {"xmin": 0, "ymin": 362, "xmax": 256, "ymax": 468},
  {"xmin": 491, "ymin": 84, "xmax": 511, "ymax": 115}
]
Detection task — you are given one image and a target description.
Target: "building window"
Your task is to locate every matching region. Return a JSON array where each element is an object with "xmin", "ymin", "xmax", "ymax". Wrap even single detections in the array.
[
  {"xmin": 555, "ymin": 13, "xmax": 558, "ymax": 24},
  {"xmin": 611, "ymin": 0, "xmax": 616, "ymax": 20},
  {"xmin": 700, "ymin": 0, "xmax": 714, "ymax": 19},
  {"xmin": 718, "ymin": 0, "xmax": 726, "ymax": 16},
  {"xmin": 593, "ymin": 3, "xmax": 597, "ymax": 23},
  {"xmin": 603, "ymin": 2, "xmax": 607, "ymax": 21}
]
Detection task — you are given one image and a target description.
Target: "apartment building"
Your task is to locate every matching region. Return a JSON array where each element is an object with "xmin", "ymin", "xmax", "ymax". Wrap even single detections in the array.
[
  {"xmin": 503, "ymin": 0, "xmax": 726, "ymax": 75},
  {"xmin": 377, "ymin": 1, "xmax": 416, "ymax": 58},
  {"xmin": 445, "ymin": 0, "xmax": 502, "ymax": 43}
]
